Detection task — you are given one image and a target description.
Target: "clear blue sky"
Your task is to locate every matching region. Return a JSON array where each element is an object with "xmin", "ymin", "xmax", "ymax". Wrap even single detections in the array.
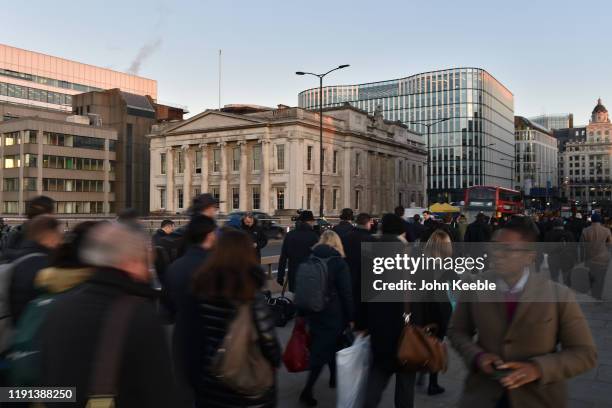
[{"xmin": 2, "ymin": 0, "xmax": 611, "ymax": 123}]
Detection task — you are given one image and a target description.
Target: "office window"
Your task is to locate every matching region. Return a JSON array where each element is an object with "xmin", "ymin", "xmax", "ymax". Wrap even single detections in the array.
[
  {"xmin": 3, "ymin": 178, "xmax": 19, "ymax": 192},
  {"xmin": 232, "ymin": 187, "xmax": 240, "ymax": 209},
  {"xmin": 276, "ymin": 188, "xmax": 285, "ymax": 210},
  {"xmin": 159, "ymin": 188, "xmax": 166, "ymax": 209},
  {"xmin": 252, "ymin": 145, "xmax": 261, "ymax": 171},
  {"xmin": 177, "ymin": 188, "xmax": 184, "ymax": 209},
  {"xmin": 4, "ymin": 132, "xmax": 20, "ymax": 146},
  {"xmin": 307, "ymin": 146, "xmax": 313, "ymax": 171},
  {"xmin": 252, "ymin": 186, "xmax": 261, "ymax": 210},
  {"xmin": 307, "ymin": 187, "xmax": 313, "ymax": 209},
  {"xmin": 213, "ymin": 148, "xmax": 221, "ymax": 172},
  {"xmin": 332, "ymin": 188, "xmax": 339, "ymax": 210},
  {"xmin": 176, "ymin": 150, "xmax": 184, "ymax": 174},
  {"xmin": 24, "ymin": 130, "xmax": 37, "ymax": 144},
  {"xmin": 355, "ymin": 190, "xmax": 361, "ymax": 210},
  {"xmin": 24, "ymin": 154, "xmax": 37, "ymax": 168},
  {"xmin": 276, "ymin": 144, "xmax": 285, "ymax": 170},
  {"xmin": 195, "ymin": 150, "xmax": 202, "ymax": 174},
  {"xmin": 3, "ymin": 201, "xmax": 19, "ymax": 214},
  {"xmin": 4, "ymin": 155, "xmax": 19, "ymax": 168},
  {"xmin": 160, "ymin": 153, "xmax": 167, "ymax": 175},
  {"xmin": 232, "ymin": 147, "xmax": 240, "ymax": 172},
  {"xmin": 355, "ymin": 152, "xmax": 361, "ymax": 176},
  {"xmin": 333, "ymin": 151, "xmax": 339, "ymax": 174},
  {"xmin": 23, "ymin": 177, "xmax": 37, "ymax": 191}
]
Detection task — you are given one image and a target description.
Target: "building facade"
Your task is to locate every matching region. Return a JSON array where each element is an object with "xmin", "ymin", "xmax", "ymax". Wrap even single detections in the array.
[
  {"xmin": 0, "ymin": 116, "xmax": 117, "ymax": 215},
  {"xmin": 72, "ymin": 89, "xmax": 185, "ymax": 214},
  {"xmin": 514, "ymin": 116, "xmax": 558, "ymax": 195},
  {"xmin": 298, "ymin": 67, "xmax": 515, "ymax": 202},
  {"xmin": 149, "ymin": 105, "xmax": 426, "ymax": 216},
  {"xmin": 529, "ymin": 113, "xmax": 574, "ymax": 130},
  {"xmin": 0, "ymin": 43, "xmax": 156, "ymax": 113},
  {"xmin": 561, "ymin": 99, "xmax": 612, "ymax": 205}
]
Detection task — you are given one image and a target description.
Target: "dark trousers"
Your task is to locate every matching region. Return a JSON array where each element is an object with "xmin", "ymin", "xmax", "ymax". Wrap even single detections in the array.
[
  {"xmin": 587, "ymin": 262, "xmax": 608, "ymax": 299},
  {"xmin": 364, "ymin": 359, "xmax": 416, "ymax": 408}
]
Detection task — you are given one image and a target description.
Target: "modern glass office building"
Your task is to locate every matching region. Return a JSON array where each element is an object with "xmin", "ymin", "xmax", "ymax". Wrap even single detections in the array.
[
  {"xmin": 529, "ymin": 113, "xmax": 573, "ymax": 130},
  {"xmin": 298, "ymin": 67, "xmax": 515, "ymax": 202}
]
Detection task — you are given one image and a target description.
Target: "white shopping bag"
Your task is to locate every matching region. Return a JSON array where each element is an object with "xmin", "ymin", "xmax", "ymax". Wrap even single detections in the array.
[{"xmin": 336, "ymin": 335, "xmax": 371, "ymax": 408}]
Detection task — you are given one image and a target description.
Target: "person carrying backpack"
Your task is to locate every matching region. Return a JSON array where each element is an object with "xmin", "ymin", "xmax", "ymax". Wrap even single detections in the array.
[
  {"xmin": 295, "ymin": 230, "xmax": 354, "ymax": 407},
  {"xmin": 6, "ymin": 221, "xmax": 100, "ymax": 386}
]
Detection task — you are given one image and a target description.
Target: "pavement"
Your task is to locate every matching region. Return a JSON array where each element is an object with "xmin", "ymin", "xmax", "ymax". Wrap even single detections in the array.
[{"xmin": 274, "ymin": 301, "xmax": 612, "ymax": 408}]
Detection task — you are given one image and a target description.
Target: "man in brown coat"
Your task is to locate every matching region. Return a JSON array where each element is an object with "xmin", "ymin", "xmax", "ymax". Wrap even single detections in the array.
[
  {"xmin": 580, "ymin": 212, "xmax": 611, "ymax": 299},
  {"xmin": 449, "ymin": 216, "xmax": 597, "ymax": 408}
]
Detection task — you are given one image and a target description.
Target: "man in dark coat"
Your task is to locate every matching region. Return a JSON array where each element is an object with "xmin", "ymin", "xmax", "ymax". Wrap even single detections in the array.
[
  {"xmin": 41, "ymin": 223, "xmax": 178, "ymax": 407},
  {"xmin": 412, "ymin": 214, "xmax": 426, "ymax": 241},
  {"xmin": 152, "ymin": 219, "xmax": 175, "ymax": 246},
  {"xmin": 566, "ymin": 213, "xmax": 586, "ymax": 242},
  {"xmin": 544, "ymin": 218, "xmax": 576, "ymax": 283},
  {"xmin": 344, "ymin": 213, "xmax": 376, "ymax": 325},
  {"xmin": 277, "ymin": 210, "xmax": 319, "ymax": 291},
  {"xmin": 360, "ymin": 213, "xmax": 417, "ymax": 407},
  {"xmin": 165, "ymin": 215, "xmax": 217, "ymax": 403},
  {"xmin": 395, "ymin": 206, "xmax": 416, "ymax": 242},
  {"xmin": 2, "ymin": 195, "xmax": 55, "ymax": 262},
  {"xmin": 9, "ymin": 215, "xmax": 62, "ymax": 324},
  {"xmin": 333, "ymin": 208, "xmax": 355, "ymax": 242},
  {"xmin": 464, "ymin": 212, "xmax": 493, "ymax": 242},
  {"xmin": 240, "ymin": 212, "xmax": 268, "ymax": 261}
]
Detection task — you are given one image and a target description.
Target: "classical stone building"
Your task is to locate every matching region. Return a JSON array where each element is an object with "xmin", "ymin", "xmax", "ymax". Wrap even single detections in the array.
[
  {"xmin": 148, "ymin": 104, "xmax": 426, "ymax": 216},
  {"xmin": 560, "ymin": 99, "xmax": 612, "ymax": 205}
]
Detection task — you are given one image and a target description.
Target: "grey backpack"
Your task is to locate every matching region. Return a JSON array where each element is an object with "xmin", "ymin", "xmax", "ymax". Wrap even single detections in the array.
[{"xmin": 294, "ymin": 256, "xmax": 333, "ymax": 313}]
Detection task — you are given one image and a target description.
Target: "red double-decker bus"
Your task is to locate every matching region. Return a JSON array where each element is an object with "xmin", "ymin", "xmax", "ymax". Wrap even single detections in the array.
[{"xmin": 464, "ymin": 186, "xmax": 524, "ymax": 219}]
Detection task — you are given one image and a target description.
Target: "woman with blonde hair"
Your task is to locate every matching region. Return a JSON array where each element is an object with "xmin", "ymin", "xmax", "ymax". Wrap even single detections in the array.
[{"xmin": 299, "ymin": 230, "xmax": 354, "ymax": 406}]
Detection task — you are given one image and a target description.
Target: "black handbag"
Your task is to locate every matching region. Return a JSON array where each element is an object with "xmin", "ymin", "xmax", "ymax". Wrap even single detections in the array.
[{"xmin": 265, "ymin": 280, "xmax": 295, "ymax": 327}]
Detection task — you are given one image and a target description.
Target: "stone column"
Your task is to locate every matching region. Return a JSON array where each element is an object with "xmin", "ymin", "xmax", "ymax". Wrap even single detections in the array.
[
  {"xmin": 166, "ymin": 146, "xmax": 175, "ymax": 213},
  {"xmin": 260, "ymin": 138, "xmax": 271, "ymax": 213},
  {"xmin": 182, "ymin": 144, "xmax": 192, "ymax": 203},
  {"xmin": 18, "ymin": 131, "xmax": 24, "ymax": 216},
  {"xmin": 199, "ymin": 144, "xmax": 209, "ymax": 194},
  {"xmin": 218, "ymin": 141, "xmax": 228, "ymax": 213},
  {"xmin": 238, "ymin": 140, "xmax": 248, "ymax": 210},
  {"xmin": 37, "ymin": 127, "xmax": 43, "ymax": 196},
  {"xmin": 104, "ymin": 139, "xmax": 110, "ymax": 215},
  {"xmin": 343, "ymin": 147, "xmax": 351, "ymax": 208}
]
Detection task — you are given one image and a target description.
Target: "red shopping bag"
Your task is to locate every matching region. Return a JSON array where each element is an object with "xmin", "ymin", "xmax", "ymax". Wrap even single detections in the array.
[{"xmin": 282, "ymin": 317, "xmax": 310, "ymax": 372}]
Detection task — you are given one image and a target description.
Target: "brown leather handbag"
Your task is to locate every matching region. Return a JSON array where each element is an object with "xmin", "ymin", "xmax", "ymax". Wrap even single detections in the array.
[
  {"xmin": 396, "ymin": 305, "xmax": 448, "ymax": 373},
  {"xmin": 211, "ymin": 303, "xmax": 274, "ymax": 395}
]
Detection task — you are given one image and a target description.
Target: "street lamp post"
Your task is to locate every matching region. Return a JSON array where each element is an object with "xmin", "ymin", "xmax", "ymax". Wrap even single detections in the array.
[
  {"xmin": 296, "ymin": 64, "xmax": 350, "ymax": 218},
  {"xmin": 410, "ymin": 118, "xmax": 449, "ymax": 205}
]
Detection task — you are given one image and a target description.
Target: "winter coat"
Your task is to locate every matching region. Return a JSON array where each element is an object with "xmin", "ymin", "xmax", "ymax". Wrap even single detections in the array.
[
  {"xmin": 277, "ymin": 223, "xmax": 319, "ymax": 291},
  {"xmin": 8, "ymin": 241, "xmax": 53, "ymax": 324},
  {"xmin": 41, "ymin": 268, "xmax": 178, "ymax": 407},
  {"xmin": 306, "ymin": 245, "xmax": 354, "ymax": 367},
  {"xmin": 195, "ymin": 280, "xmax": 281, "ymax": 408},
  {"xmin": 343, "ymin": 227, "xmax": 377, "ymax": 328},
  {"xmin": 332, "ymin": 220, "xmax": 354, "ymax": 241},
  {"xmin": 165, "ymin": 245, "xmax": 210, "ymax": 388},
  {"xmin": 464, "ymin": 220, "xmax": 493, "ymax": 242},
  {"xmin": 240, "ymin": 219, "xmax": 268, "ymax": 261}
]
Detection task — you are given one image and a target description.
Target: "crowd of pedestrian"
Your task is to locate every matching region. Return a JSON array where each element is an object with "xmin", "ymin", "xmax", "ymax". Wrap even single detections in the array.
[{"xmin": 0, "ymin": 196, "xmax": 603, "ymax": 407}]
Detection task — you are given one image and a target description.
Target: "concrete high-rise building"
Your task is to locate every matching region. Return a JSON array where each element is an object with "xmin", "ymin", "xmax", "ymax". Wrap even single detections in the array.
[
  {"xmin": 529, "ymin": 113, "xmax": 574, "ymax": 130},
  {"xmin": 298, "ymin": 67, "xmax": 515, "ymax": 202},
  {"xmin": 514, "ymin": 116, "xmax": 558, "ymax": 195},
  {"xmin": 0, "ymin": 43, "xmax": 156, "ymax": 113},
  {"xmin": 73, "ymin": 89, "xmax": 186, "ymax": 214},
  {"xmin": 0, "ymin": 115, "xmax": 117, "ymax": 215}
]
